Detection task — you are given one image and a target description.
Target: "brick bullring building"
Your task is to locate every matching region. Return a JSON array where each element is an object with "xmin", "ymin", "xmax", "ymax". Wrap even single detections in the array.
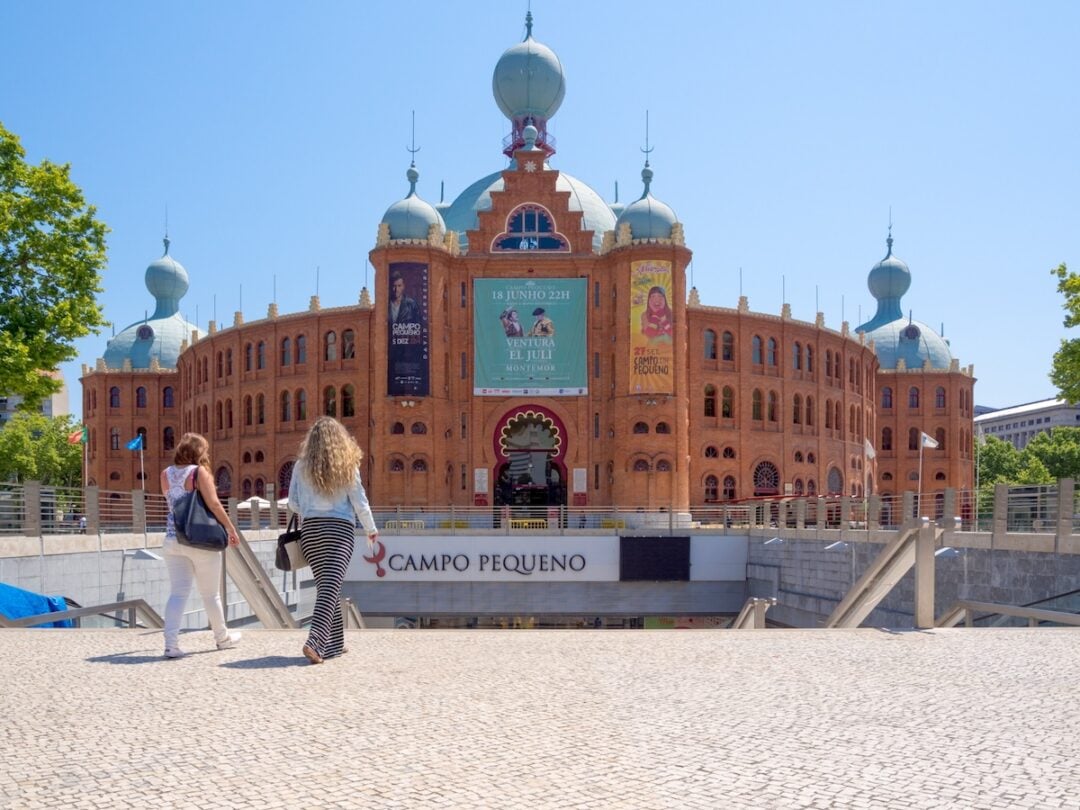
[{"xmin": 80, "ymin": 14, "xmax": 974, "ymax": 517}]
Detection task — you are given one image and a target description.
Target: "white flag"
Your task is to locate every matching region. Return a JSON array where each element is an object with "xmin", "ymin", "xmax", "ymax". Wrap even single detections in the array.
[
  {"xmin": 864, "ymin": 438, "xmax": 876, "ymax": 459},
  {"xmin": 921, "ymin": 431, "xmax": 940, "ymax": 449}
]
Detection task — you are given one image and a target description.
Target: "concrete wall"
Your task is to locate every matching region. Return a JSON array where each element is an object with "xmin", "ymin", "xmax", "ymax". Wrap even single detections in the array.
[{"xmin": 749, "ymin": 536, "xmax": 1080, "ymax": 628}]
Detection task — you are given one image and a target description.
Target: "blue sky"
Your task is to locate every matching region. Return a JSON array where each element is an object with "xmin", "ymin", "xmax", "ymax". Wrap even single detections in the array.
[{"xmin": 2, "ymin": 1, "xmax": 1077, "ymax": 415}]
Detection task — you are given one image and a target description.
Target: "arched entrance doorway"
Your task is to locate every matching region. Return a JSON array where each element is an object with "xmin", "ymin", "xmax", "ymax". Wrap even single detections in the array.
[{"xmin": 493, "ymin": 408, "xmax": 567, "ymax": 513}]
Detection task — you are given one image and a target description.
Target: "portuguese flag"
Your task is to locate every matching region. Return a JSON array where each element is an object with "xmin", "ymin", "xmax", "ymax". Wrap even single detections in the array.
[{"xmin": 67, "ymin": 425, "xmax": 88, "ymax": 445}]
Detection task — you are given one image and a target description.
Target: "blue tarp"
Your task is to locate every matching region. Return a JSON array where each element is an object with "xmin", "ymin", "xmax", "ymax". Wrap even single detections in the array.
[{"xmin": 0, "ymin": 582, "xmax": 73, "ymax": 628}]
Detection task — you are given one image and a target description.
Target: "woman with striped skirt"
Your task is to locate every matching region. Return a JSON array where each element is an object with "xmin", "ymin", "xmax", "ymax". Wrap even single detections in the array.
[{"xmin": 288, "ymin": 417, "xmax": 378, "ymax": 664}]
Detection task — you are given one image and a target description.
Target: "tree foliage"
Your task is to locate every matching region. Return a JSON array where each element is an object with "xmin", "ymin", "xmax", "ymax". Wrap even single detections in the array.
[
  {"xmin": 0, "ymin": 121, "xmax": 108, "ymax": 408},
  {"xmin": 0, "ymin": 412, "xmax": 83, "ymax": 487},
  {"xmin": 975, "ymin": 429, "xmax": 1080, "ymax": 489},
  {"xmin": 1050, "ymin": 263, "xmax": 1080, "ymax": 403}
]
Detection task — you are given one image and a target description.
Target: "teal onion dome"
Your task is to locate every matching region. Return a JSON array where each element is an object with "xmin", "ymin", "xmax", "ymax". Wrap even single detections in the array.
[
  {"xmin": 381, "ymin": 165, "xmax": 446, "ymax": 241},
  {"xmin": 492, "ymin": 12, "xmax": 565, "ymax": 122},
  {"xmin": 857, "ymin": 233, "xmax": 953, "ymax": 370},
  {"xmin": 614, "ymin": 165, "xmax": 678, "ymax": 240},
  {"xmin": 103, "ymin": 238, "xmax": 198, "ymax": 370}
]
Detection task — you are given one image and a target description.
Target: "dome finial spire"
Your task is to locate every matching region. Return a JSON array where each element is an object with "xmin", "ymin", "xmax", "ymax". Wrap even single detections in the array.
[
  {"xmin": 524, "ymin": 9, "xmax": 533, "ymax": 39},
  {"xmin": 163, "ymin": 204, "xmax": 170, "ymax": 255},
  {"xmin": 405, "ymin": 110, "xmax": 420, "ymax": 196},
  {"xmin": 886, "ymin": 206, "xmax": 893, "ymax": 257},
  {"xmin": 640, "ymin": 109, "xmax": 653, "ymax": 168}
]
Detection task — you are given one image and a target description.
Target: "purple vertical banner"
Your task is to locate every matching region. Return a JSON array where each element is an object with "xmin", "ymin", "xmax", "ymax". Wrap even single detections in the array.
[{"xmin": 387, "ymin": 262, "xmax": 430, "ymax": 396}]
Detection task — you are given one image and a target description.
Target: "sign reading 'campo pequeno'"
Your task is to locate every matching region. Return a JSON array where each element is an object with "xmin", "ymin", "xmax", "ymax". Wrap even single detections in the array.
[{"xmin": 346, "ymin": 537, "xmax": 620, "ymax": 582}]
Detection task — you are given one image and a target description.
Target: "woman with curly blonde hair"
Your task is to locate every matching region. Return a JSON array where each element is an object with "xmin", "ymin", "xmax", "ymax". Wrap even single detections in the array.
[{"xmin": 288, "ymin": 417, "xmax": 378, "ymax": 664}]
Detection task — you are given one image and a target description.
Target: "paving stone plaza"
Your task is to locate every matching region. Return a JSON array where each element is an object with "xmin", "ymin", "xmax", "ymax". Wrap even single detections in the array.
[{"xmin": 2, "ymin": 627, "xmax": 1078, "ymax": 808}]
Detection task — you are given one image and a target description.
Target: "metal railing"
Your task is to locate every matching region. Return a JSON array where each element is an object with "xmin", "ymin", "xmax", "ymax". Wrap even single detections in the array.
[
  {"xmin": 1, "ymin": 480, "xmax": 1077, "ymax": 539},
  {"xmin": 0, "ymin": 598, "xmax": 164, "ymax": 629},
  {"xmin": 936, "ymin": 600, "xmax": 1080, "ymax": 629}
]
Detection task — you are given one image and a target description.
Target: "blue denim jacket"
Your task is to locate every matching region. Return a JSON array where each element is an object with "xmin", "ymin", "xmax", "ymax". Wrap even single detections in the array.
[{"xmin": 287, "ymin": 465, "xmax": 377, "ymax": 534}]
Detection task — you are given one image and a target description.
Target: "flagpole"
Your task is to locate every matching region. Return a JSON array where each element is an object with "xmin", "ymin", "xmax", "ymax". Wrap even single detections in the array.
[
  {"xmin": 917, "ymin": 441, "xmax": 924, "ymax": 519},
  {"xmin": 139, "ymin": 445, "xmax": 145, "ymax": 492}
]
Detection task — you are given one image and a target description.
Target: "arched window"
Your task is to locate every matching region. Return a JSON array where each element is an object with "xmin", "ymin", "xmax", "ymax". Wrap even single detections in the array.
[
  {"xmin": 655, "ymin": 422, "xmax": 671, "ymax": 434},
  {"xmin": 245, "ymin": 343, "xmax": 253, "ymax": 371},
  {"xmin": 767, "ymin": 391, "xmax": 778, "ymax": 422},
  {"xmin": 849, "ymin": 357, "xmax": 856, "ymax": 385},
  {"xmin": 163, "ymin": 387, "xmax": 174, "ymax": 408},
  {"xmin": 722, "ymin": 331, "xmax": 734, "ymax": 361},
  {"xmin": 793, "ymin": 394, "xmax": 802, "ymax": 424},
  {"xmin": 242, "ymin": 452, "xmax": 252, "ymax": 464},
  {"xmin": 825, "ymin": 350, "xmax": 833, "ymax": 378},
  {"xmin": 633, "ymin": 459, "xmax": 649, "ymax": 472},
  {"xmin": 412, "ymin": 459, "xmax": 428, "ymax": 473},
  {"xmin": 704, "ymin": 330, "xmax": 717, "ymax": 360},
  {"xmin": 882, "ymin": 386, "xmax": 893, "ymax": 408},
  {"xmin": 280, "ymin": 337, "xmax": 292, "ymax": 367},
  {"xmin": 342, "ymin": 329, "xmax": 356, "ymax": 359},
  {"xmin": 752, "ymin": 389, "xmax": 763, "ymax": 421},
  {"xmin": 256, "ymin": 394, "xmax": 265, "ymax": 425},
  {"xmin": 390, "ymin": 459, "xmax": 405, "ymax": 472},
  {"xmin": 793, "ymin": 342, "xmax": 802, "ymax": 370},
  {"xmin": 215, "ymin": 402, "xmax": 223, "ymax": 430},
  {"xmin": 278, "ymin": 461, "xmax": 294, "ymax": 495},
  {"xmin": 392, "ymin": 422, "xmax": 405, "ymax": 435},
  {"xmin": 882, "ymin": 427, "xmax": 893, "ymax": 451},
  {"xmin": 110, "ymin": 471, "xmax": 121, "ymax": 481},
  {"xmin": 705, "ymin": 475, "xmax": 719, "ymax": 501},
  {"xmin": 794, "ymin": 451, "xmax": 804, "ymax": 463},
  {"xmin": 163, "ymin": 427, "xmax": 175, "ymax": 451},
  {"xmin": 226, "ymin": 399, "xmax": 233, "ymax": 429},
  {"xmin": 793, "ymin": 479, "xmax": 804, "ymax": 495},
  {"xmin": 704, "ymin": 385, "xmax": 716, "ymax": 417},
  {"xmin": 834, "ymin": 402, "xmax": 842, "ymax": 432},
  {"xmin": 827, "ymin": 467, "xmax": 843, "ymax": 495},
  {"xmin": 882, "ymin": 472, "xmax": 893, "ymax": 481},
  {"xmin": 722, "ymin": 386, "xmax": 734, "ymax": 419},
  {"xmin": 752, "ymin": 335, "xmax": 763, "ymax": 365},
  {"xmin": 324, "ymin": 386, "xmax": 336, "ymax": 417},
  {"xmin": 215, "ymin": 466, "xmax": 231, "ymax": 498},
  {"xmin": 254, "ymin": 478, "xmax": 265, "ymax": 497},
  {"xmin": 324, "ymin": 331, "xmax": 337, "ymax": 361},
  {"xmin": 767, "ymin": 337, "xmax": 778, "ymax": 366},
  {"xmin": 244, "ymin": 396, "xmax": 252, "ymax": 426},
  {"xmin": 935, "ymin": 427, "xmax": 945, "ymax": 448},
  {"xmin": 136, "ymin": 387, "xmax": 147, "ymax": 408},
  {"xmin": 807, "ymin": 452, "xmax": 816, "ymax": 464},
  {"xmin": 342, "ymin": 385, "xmax": 355, "ymax": 417},
  {"xmin": 656, "ymin": 460, "xmax": 672, "ymax": 472},
  {"xmin": 242, "ymin": 479, "xmax": 252, "ymax": 499},
  {"xmin": 807, "ymin": 479, "xmax": 817, "ymax": 496},
  {"xmin": 411, "ymin": 422, "xmax": 428, "ymax": 435},
  {"xmin": 722, "ymin": 447, "xmax": 736, "ymax": 459},
  {"xmin": 295, "ymin": 389, "xmax": 307, "ymax": 421},
  {"xmin": 722, "ymin": 476, "xmax": 736, "ymax": 500},
  {"xmin": 825, "ymin": 399, "xmax": 833, "ymax": 428},
  {"xmin": 908, "ymin": 427, "xmax": 920, "ymax": 450},
  {"xmin": 806, "ymin": 345, "xmax": 813, "ymax": 373},
  {"xmin": 257, "ymin": 341, "xmax": 266, "ymax": 370},
  {"xmin": 705, "ymin": 446, "xmax": 719, "ymax": 458},
  {"xmin": 255, "ymin": 451, "xmax": 264, "ymax": 463},
  {"xmin": 909, "ymin": 386, "xmax": 920, "ymax": 409},
  {"xmin": 216, "ymin": 352, "xmax": 223, "ymax": 379},
  {"xmin": 295, "ymin": 335, "xmax": 306, "ymax": 364},
  {"xmin": 633, "ymin": 422, "xmax": 649, "ymax": 434},
  {"xmin": 805, "ymin": 395, "xmax": 814, "ymax": 426},
  {"xmin": 109, "ymin": 387, "xmax": 120, "ymax": 408},
  {"xmin": 226, "ymin": 348, "xmax": 233, "ymax": 376},
  {"xmin": 935, "ymin": 386, "xmax": 946, "ymax": 408},
  {"xmin": 753, "ymin": 461, "xmax": 780, "ymax": 496},
  {"xmin": 280, "ymin": 390, "xmax": 291, "ymax": 422}
]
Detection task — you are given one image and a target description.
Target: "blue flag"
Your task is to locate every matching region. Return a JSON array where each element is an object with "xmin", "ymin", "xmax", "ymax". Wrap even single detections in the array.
[{"xmin": 126, "ymin": 435, "xmax": 143, "ymax": 451}]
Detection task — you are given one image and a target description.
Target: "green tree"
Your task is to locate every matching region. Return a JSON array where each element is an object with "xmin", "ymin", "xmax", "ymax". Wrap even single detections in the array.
[
  {"xmin": 0, "ymin": 121, "xmax": 108, "ymax": 408},
  {"xmin": 1022, "ymin": 427, "xmax": 1080, "ymax": 481},
  {"xmin": 1050, "ymin": 262, "xmax": 1080, "ymax": 402},
  {"xmin": 976, "ymin": 435, "xmax": 1022, "ymax": 486},
  {"xmin": 0, "ymin": 412, "xmax": 83, "ymax": 487}
]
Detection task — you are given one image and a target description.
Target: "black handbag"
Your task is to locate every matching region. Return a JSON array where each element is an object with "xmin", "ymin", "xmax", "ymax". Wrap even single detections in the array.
[
  {"xmin": 275, "ymin": 514, "xmax": 307, "ymax": 571},
  {"xmin": 173, "ymin": 467, "xmax": 229, "ymax": 550}
]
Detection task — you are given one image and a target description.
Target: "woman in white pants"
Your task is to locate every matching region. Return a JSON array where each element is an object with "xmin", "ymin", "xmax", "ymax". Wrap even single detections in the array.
[{"xmin": 159, "ymin": 433, "xmax": 241, "ymax": 658}]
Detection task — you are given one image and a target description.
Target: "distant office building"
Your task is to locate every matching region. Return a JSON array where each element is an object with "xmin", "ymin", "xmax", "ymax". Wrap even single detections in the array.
[
  {"xmin": 0, "ymin": 372, "xmax": 69, "ymax": 429},
  {"xmin": 974, "ymin": 398, "xmax": 1080, "ymax": 449}
]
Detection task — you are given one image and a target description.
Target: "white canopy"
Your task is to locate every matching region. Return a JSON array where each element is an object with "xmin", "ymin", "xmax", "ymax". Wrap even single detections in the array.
[{"xmin": 237, "ymin": 497, "xmax": 272, "ymax": 510}]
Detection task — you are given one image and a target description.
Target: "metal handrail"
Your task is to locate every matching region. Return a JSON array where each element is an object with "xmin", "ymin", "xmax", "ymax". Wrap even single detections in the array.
[
  {"xmin": 936, "ymin": 600, "xmax": 1080, "ymax": 628},
  {"xmin": 0, "ymin": 598, "xmax": 164, "ymax": 629}
]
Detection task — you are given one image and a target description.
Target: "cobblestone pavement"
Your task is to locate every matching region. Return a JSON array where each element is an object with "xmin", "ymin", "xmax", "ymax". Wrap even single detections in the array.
[{"xmin": 1, "ymin": 627, "xmax": 1078, "ymax": 809}]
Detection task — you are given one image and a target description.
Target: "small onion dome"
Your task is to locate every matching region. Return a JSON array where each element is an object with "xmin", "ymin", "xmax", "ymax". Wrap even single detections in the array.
[
  {"xmin": 381, "ymin": 165, "xmax": 446, "ymax": 241},
  {"xmin": 614, "ymin": 165, "xmax": 678, "ymax": 240},
  {"xmin": 492, "ymin": 12, "xmax": 565, "ymax": 122},
  {"xmin": 857, "ymin": 232, "xmax": 913, "ymax": 333},
  {"xmin": 103, "ymin": 237, "xmax": 197, "ymax": 370}
]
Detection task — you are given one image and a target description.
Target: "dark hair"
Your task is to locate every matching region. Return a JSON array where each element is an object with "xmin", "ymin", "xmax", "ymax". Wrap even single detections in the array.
[
  {"xmin": 173, "ymin": 433, "xmax": 210, "ymax": 469},
  {"xmin": 532, "ymin": 307, "xmax": 545, "ymax": 316}
]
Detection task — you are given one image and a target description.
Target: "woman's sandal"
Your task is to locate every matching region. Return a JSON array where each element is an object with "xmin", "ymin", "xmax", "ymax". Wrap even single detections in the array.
[{"xmin": 303, "ymin": 645, "xmax": 323, "ymax": 665}]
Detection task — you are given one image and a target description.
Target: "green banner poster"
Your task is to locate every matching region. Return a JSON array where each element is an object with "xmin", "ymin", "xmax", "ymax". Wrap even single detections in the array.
[{"xmin": 473, "ymin": 278, "xmax": 587, "ymax": 396}]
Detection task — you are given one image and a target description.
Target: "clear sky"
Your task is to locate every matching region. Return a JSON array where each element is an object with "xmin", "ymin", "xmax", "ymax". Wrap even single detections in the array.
[{"xmin": 2, "ymin": 1, "xmax": 1077, "ymax": 415}]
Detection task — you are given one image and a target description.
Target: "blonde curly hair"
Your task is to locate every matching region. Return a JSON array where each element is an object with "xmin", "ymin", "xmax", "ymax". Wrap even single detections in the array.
[{"xmin": 297, "ymin": 416, "xmax": 364, "ymax": 495}]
